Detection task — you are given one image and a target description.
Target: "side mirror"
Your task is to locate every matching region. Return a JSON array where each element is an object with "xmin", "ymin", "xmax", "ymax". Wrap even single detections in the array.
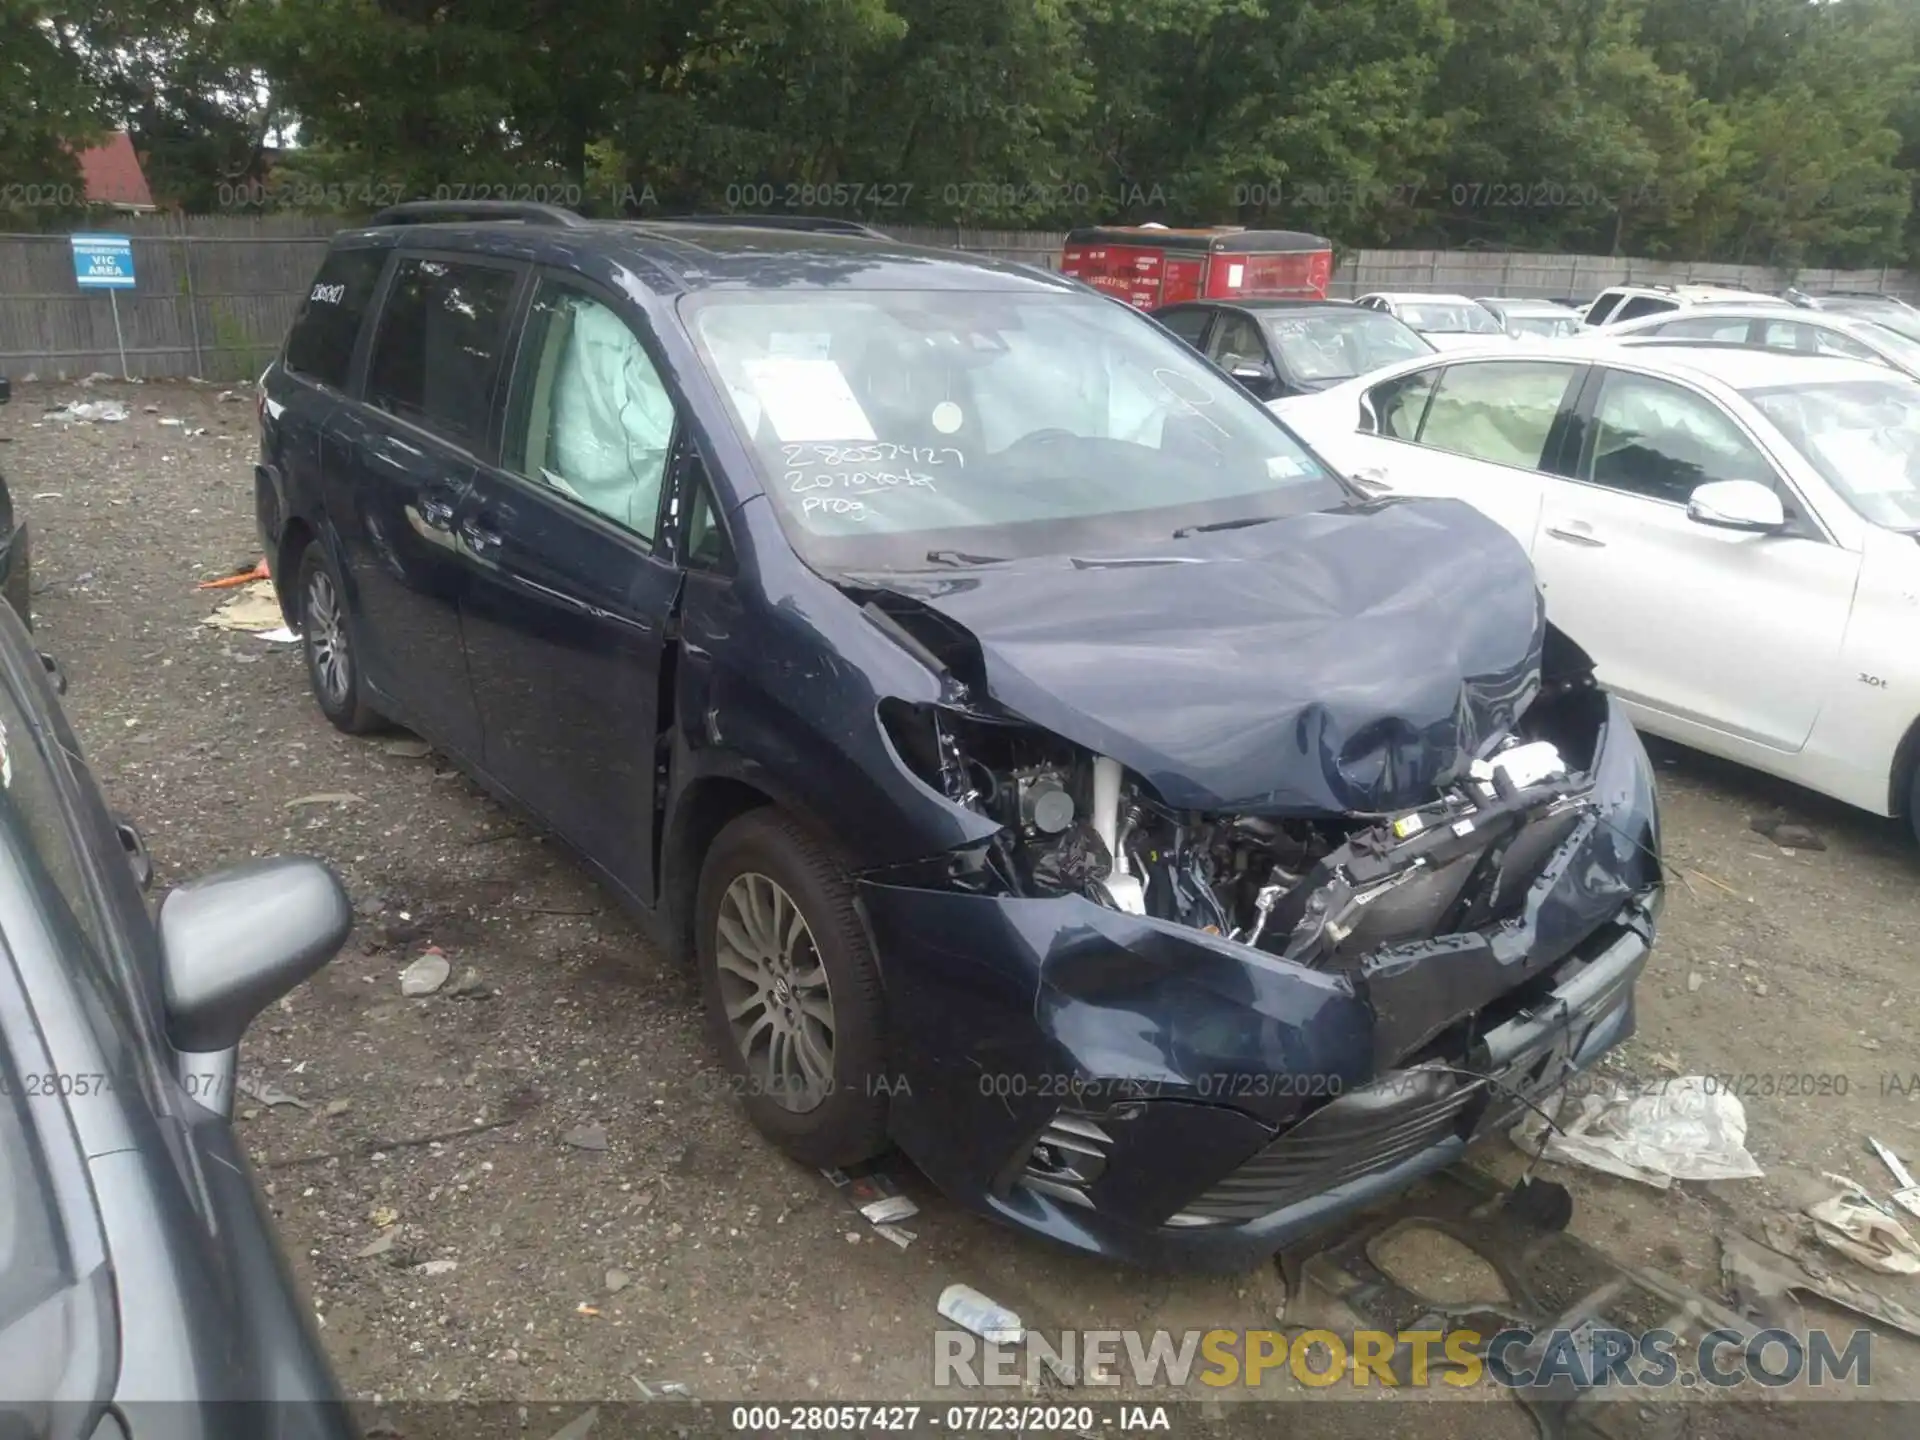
[
  {"xmin": 160, "ymin": 857, "xmax": 352, "ymax": 1056},
  {"xmin": 1686, "ymin": 479, "xmax": 1785, "ymax": 533},
  {"xmin": 1230, "ymin": 362, "xmax": 1276, "ymax": 396}
]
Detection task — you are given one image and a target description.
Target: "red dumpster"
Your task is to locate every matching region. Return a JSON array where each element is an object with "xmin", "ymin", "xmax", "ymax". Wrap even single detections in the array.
[{"xmin": 1059, "ymin": 226, "xmax": 1333, "ymax": 310}]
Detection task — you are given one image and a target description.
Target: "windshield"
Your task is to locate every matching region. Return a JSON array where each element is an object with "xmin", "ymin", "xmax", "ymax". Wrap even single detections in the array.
[
  {"xmin": 1748, "ymin": 377, "xmax": 1920, "ymax": 528},
  {"xmin": 1858, "ymin": 320, "xmax": 1920, "ymax": 374},
  {"xmin": 1398, "ymin": 302, "xmax": 1502, "ymax": 335},
  {"xmin": 684, "ymin": 290, "xmax": 1348, "ymax": 571},
  {"xmin": 1825, "ymin": 299, "xmax": 1920, "ymax": 342},
  {"xmin": 1505, "ymin": 312, "xmax": 1579, "ymax": 338},
  {"xmin": 1260, "ymin": 310, "xmax": 1432, "ymax": 381}
]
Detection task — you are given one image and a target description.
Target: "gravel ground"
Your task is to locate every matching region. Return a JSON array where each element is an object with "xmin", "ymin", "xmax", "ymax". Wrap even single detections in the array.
[{"xmin": 5, "ymin": 379, "xmax": 1918, "ymax": 1429}]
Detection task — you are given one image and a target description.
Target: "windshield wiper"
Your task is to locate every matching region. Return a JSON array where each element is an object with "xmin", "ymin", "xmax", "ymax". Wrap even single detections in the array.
[
  {"xmin": 923, "ymin": 549, "xmax": 1009, "ymax": 567},
  {"xmin": 1171, "ymin": 515, "xmax": 1283, "ymax": 540}
]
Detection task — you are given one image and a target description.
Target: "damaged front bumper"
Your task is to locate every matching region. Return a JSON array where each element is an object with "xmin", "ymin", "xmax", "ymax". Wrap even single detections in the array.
[{"xmin": 860, "ymin": 694, "xmax": 1661, "ymax": 1272}]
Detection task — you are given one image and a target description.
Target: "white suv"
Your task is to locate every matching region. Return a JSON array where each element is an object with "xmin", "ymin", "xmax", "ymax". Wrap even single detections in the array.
[{"xmin": 1580, "ymin": 283, "xmax": 1791, "ymax": 329}]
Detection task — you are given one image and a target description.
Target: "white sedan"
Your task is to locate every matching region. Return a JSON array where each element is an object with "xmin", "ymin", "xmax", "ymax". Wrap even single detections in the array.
[
  {"xmin": 1351, "ymin": 292, "xmax": 1513, "ymax": 351},
  {"xmin": 1274, "ymin": 340, "xmax": 1920, "ymax": 838}
]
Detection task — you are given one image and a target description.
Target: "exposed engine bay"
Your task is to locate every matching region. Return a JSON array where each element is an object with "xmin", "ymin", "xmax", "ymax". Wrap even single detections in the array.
[{"xmin": 879, "ymin": 671, "xmax": 1607, "ymax": 972}]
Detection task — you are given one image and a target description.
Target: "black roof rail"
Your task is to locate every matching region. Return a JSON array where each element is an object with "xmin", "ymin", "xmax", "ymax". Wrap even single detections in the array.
[
  {"xmin": 655, "ymin": 213, "xmax": 891, "ymax": 240},
  {"xmin": 367, "ymin": 200, "xmax": 588, "ymax": 228}
]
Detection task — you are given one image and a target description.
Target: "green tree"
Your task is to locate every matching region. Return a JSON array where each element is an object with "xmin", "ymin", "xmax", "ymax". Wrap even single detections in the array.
[{"xmin": 0, "ymin": 2, "xmax": 107, "ymax": 218}]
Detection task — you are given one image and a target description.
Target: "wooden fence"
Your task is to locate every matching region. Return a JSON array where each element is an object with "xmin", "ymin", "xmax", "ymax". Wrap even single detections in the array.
[{"xmin": 3, "ymin": 214, "xmax": 1916, "ymax": 380}]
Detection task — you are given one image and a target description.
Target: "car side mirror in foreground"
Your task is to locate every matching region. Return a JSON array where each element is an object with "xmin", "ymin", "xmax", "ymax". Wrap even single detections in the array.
[
  {"xmin": 1686, "ymin": 479, "xmax": 1785, "ymax": 533},
  {"xmin": 159, "ymin": 857, "xmax": 352, "ymax": 1056}
]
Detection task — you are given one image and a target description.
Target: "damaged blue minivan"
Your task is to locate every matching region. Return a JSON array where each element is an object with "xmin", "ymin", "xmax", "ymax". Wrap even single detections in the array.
[{"xmin": 256, "ymin": 203, "xmax": 1662, "ymax": 1271}]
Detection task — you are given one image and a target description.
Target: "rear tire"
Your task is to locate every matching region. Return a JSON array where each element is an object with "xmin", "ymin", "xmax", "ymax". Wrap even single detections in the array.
[
  {"xmin": 695, "ymin": 809, "xmax": 890, "ymax": 1168},
  {"xmin": 296, "ymin": 543, "xmax": 382, "ymax": 735}
]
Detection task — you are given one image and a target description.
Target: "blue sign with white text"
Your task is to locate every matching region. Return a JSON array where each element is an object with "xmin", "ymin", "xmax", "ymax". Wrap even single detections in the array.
[{"xmin": 71, "ymin": 234, "xmax": 136, "ymax": 289}]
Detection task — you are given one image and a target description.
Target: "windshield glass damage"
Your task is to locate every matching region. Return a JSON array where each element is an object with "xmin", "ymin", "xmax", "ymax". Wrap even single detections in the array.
[{"xmin": 1261, "ymin": 311, "xmax": 1433, "ymax": 381}]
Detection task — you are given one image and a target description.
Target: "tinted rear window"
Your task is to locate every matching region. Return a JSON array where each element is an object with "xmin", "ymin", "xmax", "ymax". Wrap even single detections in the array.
[
  {"xmin": 284, "ymin": 247, "xmax": 388, "ymax": 389},
  {"xmin": 365, "ymin": 257, "xmax": 521, "ymax": 452},
  {"xmin": 1613, "ymin": 296, "xmax": 1679, "ymax": 322}
]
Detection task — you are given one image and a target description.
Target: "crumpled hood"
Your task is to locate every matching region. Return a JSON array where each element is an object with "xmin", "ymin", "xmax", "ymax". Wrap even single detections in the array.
[{"xmin": 866, "ymin": 497, "xmax": 1544, "ymax": 814}]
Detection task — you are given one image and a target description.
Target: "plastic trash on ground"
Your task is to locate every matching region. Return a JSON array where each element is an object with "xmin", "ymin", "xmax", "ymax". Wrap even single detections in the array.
[
  {"xmin": 47, "ymin": 400, "xmax": 129, "ymax": 423},
  {"xmin": 937, "ymin": 1283, "xmax": 1023, "ymax": 1345},
  {"xmin": 1510, "ymin": 1075, "xmax": 1763, "ymax": 1189},
  {"xmin": 1807, "ymin": 1176, "xmax": 1920, "ymax": 1275}
]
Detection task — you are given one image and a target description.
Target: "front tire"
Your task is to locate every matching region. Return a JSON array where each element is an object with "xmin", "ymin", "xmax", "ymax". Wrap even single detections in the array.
[
  {"xmin": 695, "ymin": 809, "xmax": 889, "ymax": 1168},
  {"xmin": 1908, "ymin": 764, "xmax": 1920, "ymax": 849},
  {"xmin": 297, "ymin": 543, "xmax": 382, "ymax": 735}
]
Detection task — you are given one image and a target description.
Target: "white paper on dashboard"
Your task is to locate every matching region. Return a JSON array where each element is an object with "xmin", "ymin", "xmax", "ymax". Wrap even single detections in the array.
[{"xmin": 743, "ymin": 357, "xmax": 877, "ymax": 442}]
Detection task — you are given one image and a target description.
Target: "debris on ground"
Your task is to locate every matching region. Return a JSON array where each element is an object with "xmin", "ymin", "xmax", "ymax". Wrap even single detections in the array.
[
  {"xmin": 823, "ymin": 1165, "xmax": 921, "ymax": 1225},
  {"xmin": 324, "ymin": 1097, "xmax": 351, "ymax": 1116},
  {"xmin": 197, "ymin": 558, "xmax": 271, "ymax": 590},
  {"xmin": 380, "ymin": 736, "xmax": 433, "ymax": 759},
  {"xmin": 873, "ymin": 1224, "xmax": 916, "ymax": 1249},
  {"xmin": 202, "ymin": 578, "xmax": 285, "ymax": 633},
  {"xmin": 414, "ymin": 1259, "xmax": 458, "ymax": 1276},
  {"xmin": 605, "ymin": 1268, "xmax": 630, "ymax": 1292},
  {"xmin": 1510, "ymin": 1074, "xmax": 1763, "ymax": 1188},
  {"xmin": 631, "ymin": 1380, "xmax": 691, "ymax": 1400},
  {"xmin": 936, "ymin": 1283, "xmax": 1023, "ymax": 1345},
  {"xmin": 1748, "ymin": 815, "xmax": 1828, "ymax": 851},
  {"xmin": 160, "ymin": 416, "xmax": 184, "ymax": 427},
  {"xmin": 356, "ymin": 1232, "xmax": 396, "ymax": 1259},
  {"xmin": 255, "ymin": 626, "xmax": 299, "ymax": 644},
  {"xmin": 1723, "ymin": 1230, "xmax": 1920, "ymax": 1340},
  {"xmin": 399, "ymin": 947, "xmax": 451, "ymax": 996},
  {"xmin": 46, "ymin": 399, "xmax": 129, "ymax": 423},
  {"xmin": 369, "ymin": 1205, "xmax": 399, "ymax": 1228},
  {"xmin": 1498, "ymin": 1175, "xmax": 1574, "ymax": 1231},
  {"xmin": 444, "ymin": 966, "xmax": 492, "ymax": 999},
  {"xmin": 545, "ymin": 1411, "xmax": 599, "ymax": 1440},
  {"xmin": 1868, "ymin": 1136, "xmax": 1920, "ymax": 1220},
  {"xmin": 575, "ymin": 1302, "xmax": 601, "ymax": 1317},
  {"xmin": 1806, "ymin": 1175, "xmax": 1920, "ymax": 1274},
  {"xmin": 236, "ymin": 1075, "xmax": 310, "ymax": 1109},
  {"xmin": 285, "ymin": 792, "xmax": 364, "ymax": 809},
  {"xmin": 563, "ymin": 1124, "xmax": 609, "ymax": 1151}
]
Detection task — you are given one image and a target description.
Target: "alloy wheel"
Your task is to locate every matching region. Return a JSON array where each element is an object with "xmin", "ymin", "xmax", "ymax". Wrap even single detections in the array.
[
  {"xmin": 715, "ymin": 872, "xmax": 836, "ymax": 1113},
  {"xmin": 305, "ymin": 568, "xmax": 350, "ymax": 709}
]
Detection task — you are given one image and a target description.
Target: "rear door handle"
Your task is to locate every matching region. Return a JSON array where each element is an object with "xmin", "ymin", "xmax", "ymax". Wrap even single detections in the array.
[
  {"xmin": 458, "ymin": 517, "xmax": 503, "ymax": 555},
  {"xmin": 1544, "ymin": 524, "xmax": 1606, "ymax": 548}
]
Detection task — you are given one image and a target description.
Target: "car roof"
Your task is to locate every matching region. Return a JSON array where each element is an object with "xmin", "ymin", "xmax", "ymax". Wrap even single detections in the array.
[
  {"xmin": 1598, "ymin": 283, "xmax": 1781, "ymax": 303},
  {"xmin": 1476, "ymin": 297, "xmax": 1573, "ymax": 311},
  {"xmin": 1363, "ymin": 291, "xmax": 1481, "ymax": 304},
  {"xmin": 1570, "ymin": 338, "xmax": 1893, "ymax": 389},
  {"xmin": 1615, "ymin": 303, "xmax": 1872, "ymax": 324},
  {"xmin": 1187, "ymin": 298, "xmax": 1360, "ymax": 314},
  {"xmin": 1332, "ymin": 335, "xmax": 1893, "ymax": 394},
  {"xmin": 330, "ymin": 215, "xmax": 1079, "ymax": 298}
]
